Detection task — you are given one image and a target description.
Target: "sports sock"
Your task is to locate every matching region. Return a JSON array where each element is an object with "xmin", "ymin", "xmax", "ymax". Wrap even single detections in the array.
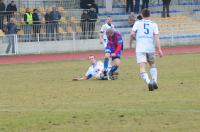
[
  {"xmin": 104, "ymin": 58, "xmax": 109, "ymax": 70},
  {"xmin": 150, "ymin": 68, "xmax": 157, "ymax": 83},
  {"xmin": 140, "ymin": 72, "xmax": 150, "ymax": 84},
  {"xmin": 109, "ymin": 65, "xmax": 118, "ymax": 75}
]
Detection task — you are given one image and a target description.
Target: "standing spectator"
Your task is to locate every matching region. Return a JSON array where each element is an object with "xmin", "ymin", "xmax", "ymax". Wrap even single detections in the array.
[
  {"xmin": 134, "ymin": 0, "xmax": 140, "ymax": 15},
  {"xmin": 129, "ymin": 9, "xmax": 163, "ymax": 91},
  {"xmin": 32, "ymin": 8, "xmax": 41, "ymax": 41},
  {"xmin": 128, "ymin": 12, "xmax": 135, "ymax": 27},
  {"xmin": 45, "ymin": 8, "xmax": 51, "ymax": 40},
  {"xmin": 80, "ymin": 9, "xmax": 89, "ymax": 39},
  {"xmin": 88, "ymin": 7, "xmax": 98, "ymax": 39},
  {"xmin": 0, "ymin": 0, "xmax": 5, "ymax": 30},
  {"xmin": 142, "ymin": 0, "xmax": 149, "ymax": 9},
  {"xmin": 162, "ymin": 0, "xmax": 171, "ymax": 17},
  {"xmin": 126, "ymin": 0, "xmax": 134, "ymax": 13},
  {"xmin": 49, "ymin": 7, "xmax": 61, "ymax": 40},
  {"xmin": 24, "ymin": 8, "xmax": 33, "ymax": 42},
  {"xmin": 5, "ymin": 18, "xmax": 19, "ymax": 54},
  {"xmin": 88, "ymin": 0, "xmax": 99, "ymax": 14},
  {"xmin": 6, "ymin": 0, "xmax": 17, "ymax": 22}
]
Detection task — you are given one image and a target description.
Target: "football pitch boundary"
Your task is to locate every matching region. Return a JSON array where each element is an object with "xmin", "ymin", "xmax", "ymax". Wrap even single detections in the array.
[{"xmin": 0, "ymin": 45, "xmax": 200, "ymax": 65}]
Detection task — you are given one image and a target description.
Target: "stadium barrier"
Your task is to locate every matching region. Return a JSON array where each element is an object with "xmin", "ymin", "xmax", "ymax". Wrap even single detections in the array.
[{"xmin": 1, "ymin": 30, "xmax": 200, "ymax": 55}]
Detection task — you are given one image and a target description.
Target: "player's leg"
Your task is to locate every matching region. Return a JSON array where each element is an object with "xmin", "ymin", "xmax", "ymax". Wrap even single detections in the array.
[
  {"xmin": 103, "ymin": 52, "xmax": 111, "ymax": 71},
  {"xmin": 109, "ymin": 57, "xmax": 120, "ymax": 76},
  {"xmin": 147, "ymin": 53, "xmax": 158, "ymax": 89},
  {"xmin": 137, "ymin": 52, "xmax": 150, "ymax": 85}
]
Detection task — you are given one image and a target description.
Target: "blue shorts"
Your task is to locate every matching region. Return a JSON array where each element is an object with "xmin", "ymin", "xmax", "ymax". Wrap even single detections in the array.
[{"xmin": 105, "ymin": 48, "xmax": 121, "ymax": 60}]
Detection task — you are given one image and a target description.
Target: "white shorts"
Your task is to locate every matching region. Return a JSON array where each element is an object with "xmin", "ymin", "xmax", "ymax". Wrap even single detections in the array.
[{"xmin": 136, "ymin": 52, "xmax": 155, "ymax": 64}]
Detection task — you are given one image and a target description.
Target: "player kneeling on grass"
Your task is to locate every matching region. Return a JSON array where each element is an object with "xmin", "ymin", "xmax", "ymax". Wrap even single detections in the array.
[
  {"xmin": 72, "ymin": 55, "xmax": 117, "ymax": 81},
  {"xmin": 103, "ymin": 29, "xmax": 123, "ymax": 80}
]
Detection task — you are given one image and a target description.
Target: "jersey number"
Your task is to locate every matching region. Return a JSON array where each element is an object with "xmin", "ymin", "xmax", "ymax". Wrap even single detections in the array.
[{"xmin": 144, "ymin": 23, "xmax": 149, "ymax": 34}]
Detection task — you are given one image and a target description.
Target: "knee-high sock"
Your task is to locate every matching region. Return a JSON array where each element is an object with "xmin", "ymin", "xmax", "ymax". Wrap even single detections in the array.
[
  {"xmin": 150, "ymin": 67, "xmax": 157, "ymax": 83},
  {"xmin": 140, "ymin": 72, "xmax": 150, "ymax": 84},
  {"xmin": 109, "ymin": 65, "xmax": 118, "ymax": 75},
  {"xmin": 104, "ymin": 58, "xmax": 109, "ymax": 70}
]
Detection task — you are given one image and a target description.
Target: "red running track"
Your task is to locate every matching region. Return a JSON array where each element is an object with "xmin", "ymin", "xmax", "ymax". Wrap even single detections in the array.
[{"xmin": 0, "ymin": 45, "xmax": 200, "ymax": 65}]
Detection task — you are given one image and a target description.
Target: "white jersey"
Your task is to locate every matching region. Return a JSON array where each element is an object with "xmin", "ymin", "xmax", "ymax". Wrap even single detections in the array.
[
  {"xmin": 132, "ymin": 19, "xmax": 159, "ymax": 53},
  {"xmin": 85, "ymin": 61, "xmax": 104, "ymax": 79},
  {"xmin": 100, "ymin": 23, "xmax": 115, "ymax": 47}
]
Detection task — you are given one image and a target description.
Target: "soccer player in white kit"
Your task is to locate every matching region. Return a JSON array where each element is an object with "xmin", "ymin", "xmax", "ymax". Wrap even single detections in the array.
[
  {"xmin": 99, "ymin": 16, "xmax": 115, "ymax": 48},
  {"xmin": 129, "ymin": 9, "xmax": 163, "ymax": 91},
  {"xmin": 72, "ymin": 55, "xmax": 104, "ymax": 81}
]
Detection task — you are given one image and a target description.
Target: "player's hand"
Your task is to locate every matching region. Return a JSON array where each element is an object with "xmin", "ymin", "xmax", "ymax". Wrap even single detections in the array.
[
  {"xmin": 158, "ymin": 49, "xmax": 163, "ymax": 57},
  {"xmin": 100, "ymin": 39, "xmax": 103, "ymax": 44},
  {"xmin": 111, "ymin": 53, "xmax": 116, "ymax": 57}
]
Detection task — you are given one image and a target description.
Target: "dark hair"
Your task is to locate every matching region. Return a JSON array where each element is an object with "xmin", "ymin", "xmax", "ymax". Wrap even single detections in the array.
[{"xmin": 142, "ymin": 8, "xmax": 150, "ymax": 17}]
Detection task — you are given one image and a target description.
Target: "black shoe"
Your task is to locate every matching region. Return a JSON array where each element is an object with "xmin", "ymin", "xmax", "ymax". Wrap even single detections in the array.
[
  {"xmin": 152, "ymin": 80, "xmax": 158, "ymax": 90},
  {"xmin": 148, "ymin": 81, "xmax": 154, "ymax": 91}
]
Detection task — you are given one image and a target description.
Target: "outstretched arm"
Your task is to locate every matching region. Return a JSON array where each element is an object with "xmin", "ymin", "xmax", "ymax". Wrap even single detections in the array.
[
  {"xmin": 154, "ymin": 34, "xmax": 163, "ymax": 57},
  {"xmin": 72, "ymin": 76, "xmax": 88, "ymax": 81},
  {"xmin": 129, "ymin": 31, "xmax": 136, "ymax": 49}
]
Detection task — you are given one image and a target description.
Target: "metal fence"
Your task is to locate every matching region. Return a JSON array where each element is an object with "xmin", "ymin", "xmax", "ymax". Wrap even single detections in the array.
[{"xmin": 1, "ymin": 30, "xmax": 200, "ymax": 55}]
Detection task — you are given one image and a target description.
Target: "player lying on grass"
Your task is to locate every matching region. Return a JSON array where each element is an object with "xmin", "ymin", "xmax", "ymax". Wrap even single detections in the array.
[{"xmin": 72, "ymin": 55, "xmax": 117, "ymax": 81}]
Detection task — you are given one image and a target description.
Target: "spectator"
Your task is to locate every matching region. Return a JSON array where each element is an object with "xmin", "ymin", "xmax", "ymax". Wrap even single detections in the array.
[
  {"xmin": 162, "ymin": 0, "xmax": 171, "ymax": 17},
  {"xmin": 32, "ymin": 8, "xmax": 41, "ymax": 41},
  {"xmin": 49, "ymin": 7, "xmax": 61, "ymax": 40},
  {"xmin": 24, "ymin": 8, "xmax": 33, "ymax": 42},
  {"xmin": 134, "ymin": 0, "xmax": 140, "ymax": 15},
  {"xmin": 88, "ymin": 7, "xmax": 98, "ymax": 39},
  {"xmin": 5, "ymin": 18, "xmax": 19, "ymax": 53},
  {"xmin": 128, "ymin": 12, "xmax": 135, "ymax": 27},
  {"xmin": 88, "ymin": 0, "xmax": 99, "ymax": 14},
  {"xmin": 80, "ymin": 0, "xmax": 90, "ymax": 9},
  {"xmin": 80, "ymin": 9, "xmax": 89, "ymax": 39},
  {"xmin": 6, "ymin": 1, "xmax": 17, "ymax": 22},
  {"xmin": 126, "ymin": 0, "xmax": 134, "ymax": 13},
  {"xmin": 45, "ymin": 8, "xmax": 51, "ymax": 40},
  {"xmin": 0, "ymin": 0, "xmax": 5, "ymax": 30},
  {"xmin": 142, "ymin": 0, "xmax": 149, "ymax": 9}
]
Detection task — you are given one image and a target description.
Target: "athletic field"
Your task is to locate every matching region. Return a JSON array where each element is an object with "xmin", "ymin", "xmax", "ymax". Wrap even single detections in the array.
[{"xmin": 0, "ymin": 52, "xmax": 200, "ymax": 132}]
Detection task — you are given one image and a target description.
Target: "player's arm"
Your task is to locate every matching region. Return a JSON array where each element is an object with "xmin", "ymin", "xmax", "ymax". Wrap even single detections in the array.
[
  {"xmin": 113, "ymin": 34, "xmax": 123, "ymax": 56},
  {"xmin": 99, "ymin": 31, "xmax": 103, "ymax": 44},
  {"xmin": 129, "ymin": 31, "xmax": 136, "ymax": 49},
  {"xmin": 154, "ymin": 34, "xmax": 163, "ymax": 57},
  {"xmin": 72, "ymin": 74, "xmax": 93, "ymax": 81}
]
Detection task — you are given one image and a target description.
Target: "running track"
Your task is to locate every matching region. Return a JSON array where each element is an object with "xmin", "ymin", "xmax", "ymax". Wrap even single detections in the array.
[{"xmin": 0, "ymin": 45, "xmax": 200, "ymax": 65}]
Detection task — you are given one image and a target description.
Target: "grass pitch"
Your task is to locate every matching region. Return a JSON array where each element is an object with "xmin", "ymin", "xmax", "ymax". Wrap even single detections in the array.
[{"xmin": 0, "ymin": 53, "xmax": 200, "ymax": 132}]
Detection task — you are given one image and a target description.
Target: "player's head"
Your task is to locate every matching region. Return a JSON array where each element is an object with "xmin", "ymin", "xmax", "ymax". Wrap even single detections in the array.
[
  {"xmin": 88, "ymin": 55, "xmax": 96, "ymax": 64},
  {"xmin": 106, "ymin": 28, "xmax": 114, "ymax": 37},
  {"xmin": 106, "ymin": 16, "xmax": 112, "ymax": 24},
  {"xmin": 141, "ymin": 8, "xmax": 150, "ymax": 18}
]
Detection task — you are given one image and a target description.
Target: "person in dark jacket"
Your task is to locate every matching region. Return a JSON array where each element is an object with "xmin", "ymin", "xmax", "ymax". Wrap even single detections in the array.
[
  {"xmin": 0, "ymin": 0, "xmax": 5, "ymax": 30},
  {"xmin": 49, "ymin": 7, "xmax": 61, "ymax": 40},
  {"xmin": 142, "ymin": 0, "xmax": 149, "ymax": 9},
  {"xmin": 45, "ymin": 8, "xmax": 51, "ymax": 39},
  {"xmin": 81, "ymin": 9, "xmax": 90, "ymax": 39},
  {"xmin": 88, "ymin": 7, "xmax": 98, "ymax": 39},
  {"xmin": 5, "ymin": 18, "xmax": 19, "ymax": 53},
  {"xmin": 6, "ymin": 1, "xmax": 17, "ymax": 22},
  {"xmin": 126, "ymin": 0, "xmax": 134, "ymax": 13},
  {"xmin": 32, "ymin": 8, "xmax": 41, "ymax": 41},
  {"xmin": 162, "ymin": 0, "xmax": 171, "ymax": 17}
]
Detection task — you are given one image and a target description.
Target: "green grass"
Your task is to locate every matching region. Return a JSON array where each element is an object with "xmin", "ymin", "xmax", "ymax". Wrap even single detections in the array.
[{"xmin": 0, "ymin": 54, "xmax": 200, "ymax": 132}]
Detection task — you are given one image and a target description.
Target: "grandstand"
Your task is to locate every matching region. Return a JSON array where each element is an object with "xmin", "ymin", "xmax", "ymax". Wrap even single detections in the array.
[{"xmin": 0, "ymin": 0, "xmax": 200, "ymax": 55}]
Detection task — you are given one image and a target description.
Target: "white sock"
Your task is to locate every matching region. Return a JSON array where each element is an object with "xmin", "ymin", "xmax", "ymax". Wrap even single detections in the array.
[
  {"xmin": 150, "ymin": 68, "xmax": 157, "ymax": 83},
  {"xmin": 140, "ymin": 72, "xmax": 150, "ymax": 84}
]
